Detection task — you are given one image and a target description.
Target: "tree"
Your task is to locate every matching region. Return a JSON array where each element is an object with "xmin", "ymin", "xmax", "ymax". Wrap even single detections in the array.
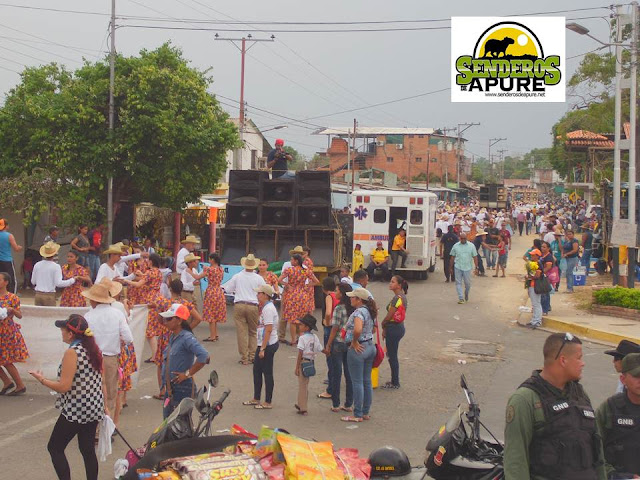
[
  {"xmin": 0, "ymin": 43, "xmax": 239, "ymax": 226},
  {"xmin": 283, "ymin": 145, "xmax": 307, "ymax": 171}
]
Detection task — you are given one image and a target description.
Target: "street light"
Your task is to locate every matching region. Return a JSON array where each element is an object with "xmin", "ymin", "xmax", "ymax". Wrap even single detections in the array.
[{"xmin": 566, "ymin": 22, "xmax": 631, "ymax": 47}]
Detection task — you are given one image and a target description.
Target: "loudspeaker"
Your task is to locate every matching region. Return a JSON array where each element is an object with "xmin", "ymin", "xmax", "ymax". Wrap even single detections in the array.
[
  {"xmin": 306, "ymin": 229, "xmax": 338, "ymax": 266},
  {"xmin": 261, "ymin": 204, "xmax": 294, "ymax": 228},
  {"xmin": 228, "ymin": 170, "xmax": 268, "ymax": 204},
  {"xmin": 296, "ymin": 205, "xmax": 331, "ymax": 228},
  {"xmin": 479, "ymin": 186, "xmax": 490, "ymax": 202},
  {"xmin": 296, "ymin": 171, "xmax": 331, "ymax": 205},
  {"xmin": 226, "ymin": 204, "xmax": 259, "ymax": 227},
  {"xmin": 220, "ymin": 229, "xmax": 248, "ymax": 264},
  {"xmin": 261, "ymin": 178, "xmax": 295, "ymax": 203},
  {"xmin": 277, "ymin": 231, "xmax": 306, "ymax": 262}
]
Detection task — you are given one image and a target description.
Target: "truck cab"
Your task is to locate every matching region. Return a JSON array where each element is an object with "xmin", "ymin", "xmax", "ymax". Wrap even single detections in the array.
[{"xmin": 351, "ymin": 190, "xmax": 438, "ymax": 279}]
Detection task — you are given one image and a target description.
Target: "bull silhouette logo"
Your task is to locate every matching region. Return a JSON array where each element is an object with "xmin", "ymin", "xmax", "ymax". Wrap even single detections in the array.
[{"xmin": 452, "ymin": 18, "xmax": 564, "ymax": 102}]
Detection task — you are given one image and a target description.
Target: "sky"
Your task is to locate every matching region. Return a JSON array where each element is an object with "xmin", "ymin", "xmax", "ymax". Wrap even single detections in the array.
[{"xmin": 0, "ymin": 0, "xmax": 619, "ymax": 161}]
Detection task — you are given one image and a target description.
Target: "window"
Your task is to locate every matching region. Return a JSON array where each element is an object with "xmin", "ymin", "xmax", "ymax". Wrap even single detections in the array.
[
  {"xmin": 408, "ymin": 134, "xmax": 414, "ymax": 139},
  {"xmin": 410, "ymin": 210, "xmax": 423, "ymax": 225},
  {"xmin": 387, "ymin": 157, "xmax": 394, "ymax": 163},
  {"xmin": 415, "ymin": 157, "xmax": 422, "ymax": 163},
  {"xmin": 431, "ymin": 157, "xmax": 438, "ymax": 163},
  {"xmin": 418, "ymin": 134, "xmax": 424, "ymax": 139},
  {"xmin": 374, "ymin": 209, "xmax": 387, "ymax": 223}
]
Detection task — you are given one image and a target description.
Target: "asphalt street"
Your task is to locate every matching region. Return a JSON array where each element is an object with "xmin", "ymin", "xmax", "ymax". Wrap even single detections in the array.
[{"xmin": 0, "ymin": 233, "xmax": 619, "ymax": 479}]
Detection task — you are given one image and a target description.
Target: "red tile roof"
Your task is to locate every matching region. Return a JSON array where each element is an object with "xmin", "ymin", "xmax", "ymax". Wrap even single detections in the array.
[{"xmin": 558, "ymin": 130, "xmax": 614, "ymax": 148}]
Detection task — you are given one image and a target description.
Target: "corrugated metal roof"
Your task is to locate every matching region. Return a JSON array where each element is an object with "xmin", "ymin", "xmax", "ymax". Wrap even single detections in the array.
[{"xmin": 314, "ymin": 127, "xmax": 436, "ymax": 136}]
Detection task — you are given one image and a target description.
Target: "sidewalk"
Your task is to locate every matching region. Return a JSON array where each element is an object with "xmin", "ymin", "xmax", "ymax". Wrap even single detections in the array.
[{"xmin": 508, "ymin": 232, "xmax": 640, "ymax": 346}]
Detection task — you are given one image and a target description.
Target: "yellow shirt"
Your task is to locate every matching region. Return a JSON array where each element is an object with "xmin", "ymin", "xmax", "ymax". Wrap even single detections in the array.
[
  {"xmin": 392, "ymin": 234, "xmax": 405, "ymax": 251},
  {"xmin": 370, "ymin": 248, "xmax": 389, "ymax": 263},
  {"xmin": 619, "ymin": 245, "xmax": 628, "ymax": 265}
]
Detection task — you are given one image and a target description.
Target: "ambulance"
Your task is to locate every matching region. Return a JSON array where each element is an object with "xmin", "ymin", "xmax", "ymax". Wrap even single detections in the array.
[{"xmin": 351, "ymin": 190, "xmax": 438, "ymax": 279}]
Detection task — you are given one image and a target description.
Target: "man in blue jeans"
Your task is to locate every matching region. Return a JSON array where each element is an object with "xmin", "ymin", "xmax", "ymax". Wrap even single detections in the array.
[
  {"xmin": 561, "ymin": 230, "xmax": 580, "ymax": 293},
  {"xmin": 449, "ymin": 233, "xmax": 478, "ymax": 304}
]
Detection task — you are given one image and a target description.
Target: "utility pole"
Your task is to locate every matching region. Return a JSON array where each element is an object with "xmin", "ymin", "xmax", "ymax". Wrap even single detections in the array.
[
  {"xmin": 215, "ymin": 34, "xmax": 274, "ymax": 170},
  {"xmin": 107, "ymin": 0, "xmax": 116, "ymax": 244},
  {"xmin": 488, "ymin": 138, "xmax": 506, "ymax": 182},
  {"xmin": 441, "ymin": 127, "xmax": 457, "ymax": 186},
  {"xmin": 613, "ymin": 6, "xmax": 624, "ymax": 223},
  {"xmin": 426, "ymin": 151, "xmax": 430, "ymax": 191},
  {"xmin": 347, "ymin": 129, "xmax": 352, "ymax": 198},
  {"xmin": 456, "ymin": 122, "xmax": 480, "ymax": 187},
  {"xmin": 497, "ymin": 148, "xmax": 508, "ymax": 181},
  {"xmin": 628, "ymin": 2, "xmax": 638, "ymax": 287},
  {"xmin": 351, "ymin": 119, "xmax": 357, "ymax": 194}
]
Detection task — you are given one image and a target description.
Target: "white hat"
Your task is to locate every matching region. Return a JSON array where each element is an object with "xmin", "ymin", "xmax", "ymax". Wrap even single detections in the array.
[
  {"xmin": 159, "ymin": 303, "xmax": 190, "ymax": 320},
  {"xmin": 346, "ymin": 287, "xmax": 372, "ymax": 301},
  {"xmin": 254, "ymin": 284, "xmax": 275, "ymax": 296}
]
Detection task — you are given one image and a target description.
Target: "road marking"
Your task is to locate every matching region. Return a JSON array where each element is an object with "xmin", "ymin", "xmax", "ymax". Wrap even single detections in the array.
[
  {"xmin": 2, "ymin": 405, "xmax": 55, "ymax": 429},
  {"xmin": 0, "ymin": 415, "xmax": 57, "ymax": 448}
]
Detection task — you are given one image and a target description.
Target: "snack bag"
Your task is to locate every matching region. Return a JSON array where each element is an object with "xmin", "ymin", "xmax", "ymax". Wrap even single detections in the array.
[
  {"xmin": 231, "ymin": 424, "xmax": 259, "ymax": 439},
  {"xmin": 253, "ymin": 426, "xmax": 285, "ymax": 463},
  {"xmin": 276, "ymin": 433, "xmax": 342, "ymax": 480},
  {"xmin": 334, "ymin": 448, "xmax": 372, "ymax": 480}
]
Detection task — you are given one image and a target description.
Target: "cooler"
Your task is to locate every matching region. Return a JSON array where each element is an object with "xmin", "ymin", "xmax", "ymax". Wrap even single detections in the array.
[
  {"xmin": 573, "ymin": 266, "xmax": 587, "ymax": 286},
  {"xmin": 371, "ymin": 367, "xmax": 379, "ymax": 389}
]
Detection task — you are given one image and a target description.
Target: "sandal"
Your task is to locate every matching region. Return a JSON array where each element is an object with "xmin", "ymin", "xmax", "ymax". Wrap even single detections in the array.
[
  {"xmin": 238, "ymin": 360, "xmax": 251, "ymax": 365},
  {"xmin": 340, "ymin": 406, "xmax": 353, "ymax": 412},
  {"xmin": 330, "ymin": 407, "xmax": 341, "ymax": 412},
  {"xmin": 7, "ymin": 387, "xmax": 26, "ymax": 396},
  {"xmin": 255, "ymin": 403, "xmax": 272, "ymax": 409},
  {"xmin": 152, "ymin": 393, "xmax": 164, "ymax": 400},
  {"xmin": 242, "ymin": 400, "xmax": 259, "ymax": 406},
  {"xmin": 0, "ymin": 382, "xmax": 15, "ymax": 395},
  {"xmin": 144, "ymin": 358, "xmax": 154, "ymax": 364},
  {"xmin": 296, "ymin": 410, "xmax": 308, "ymax": 415},
  {"xmin": 362, "ymin": 415, "xmax": 371, "ymax": 420},
  {"xmin": 341, "ymin": 416, "xmax": 363, "ymax": 423},
  {"xmin": 317, "ymin": 392, "xmax": 332, "ymax": 399},
  {"xmin": 203, "ymin": 338, "xmax": 216, "ymax": 342}
]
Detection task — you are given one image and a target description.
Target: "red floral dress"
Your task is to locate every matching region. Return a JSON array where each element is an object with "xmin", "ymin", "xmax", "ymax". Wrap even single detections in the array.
[
  {"xmin": 202, "ymin": 266, "xmax": 226, "ymax": 324},
  {"xmin": 127, "ymin": 258, "xmax": 149, "ymax": 305},
  {"xmin": 141, "ymin": 268, "xmax": 165, "ymax": 338},
  {"xmin": 153, "ymin": 297, "xmax": 193, "ymax": 366},
  {"xmin": 0, "ymin": 293, "xmax": 28, "ymax": 364},
  {"xmin": 59, "ymin": 264, "xmax": 89, "ymax": 307},
  {"xmin": 119, "ymin": 340, "xmax": 138, "ymax": 392},
  {"xmin": 303, "ymin": 256, "xmax": 316, "ymax": 313},
  {"xmin": 261, "ymin": 271, "xmax": 279, "ymax": 292},
  {"xmin": 281, "ymin": 266, "xmax": 314, "ymax": 324}
]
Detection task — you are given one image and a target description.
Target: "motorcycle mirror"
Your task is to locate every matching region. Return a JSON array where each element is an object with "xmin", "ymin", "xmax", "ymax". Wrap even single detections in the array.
[{"xmin": 209, "ymin": 370, "xmax": 219, "ymax": 388}]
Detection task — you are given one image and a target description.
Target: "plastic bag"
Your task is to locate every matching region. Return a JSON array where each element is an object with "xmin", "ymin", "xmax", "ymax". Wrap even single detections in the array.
[
  {"xmin": 97, "ymin": 415, "xmax": 115, "ymax": 462},
  {"xmin": 259, "ymin": 453, "xmax": 286, "ymax": 480},
  {"xmin": 254, "ymin": 426, "xmax": 285, "ymax": 463},
  {"xmin": 334, "ymin": 448, "xmax": 371, "ymax": 480},
  {"xmin": 276, "ymin": 433, "xmax": 342, "ymax": 480}
]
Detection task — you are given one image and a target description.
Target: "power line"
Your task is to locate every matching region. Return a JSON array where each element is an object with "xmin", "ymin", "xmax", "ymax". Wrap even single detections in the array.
[
  {"xmin": 0, "ymin": 44, "xmax": 49, "ymax": 63},
  {"xmin": 0, "ymin": 22, "xmax": 99, "ymax": 55},
  {"xmin": 2, "ymin": 36, "xmax": 81, "ymax": 63},
  {"xmin": 0, "ymin": 34, "xmax": 103, "ymax": 54},
  {"xmin": 0, "ymin": 64, "xmax": 19, "ymax": 73}
]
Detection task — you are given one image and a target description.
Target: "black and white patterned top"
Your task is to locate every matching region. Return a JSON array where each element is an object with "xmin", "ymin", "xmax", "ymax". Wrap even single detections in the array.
[{"xmin": 55, "ymin": 342, "xmax": 104, "ymax": 424}]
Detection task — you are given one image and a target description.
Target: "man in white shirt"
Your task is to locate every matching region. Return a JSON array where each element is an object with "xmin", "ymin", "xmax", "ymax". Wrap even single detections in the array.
[
  {"xmin": 176, "ymin": 235, "xmax": 199, "ymax": 276},
  {"xmin": 95, "ymin": 244, "xmax": 125, "ymax": 283},
  {"xmin": 82, "ymin": 281, "xmax": 133, "ymax": 418},
  {"xmin": 31, "ymin": 242, "xmax": 76, "ymax": 306},
  {"xmin": 436, "ymin": 214, "xmax": 450, "ymax": 234},
  {"xmin": 223, "ymin": 254, "xmax": 265, "ymax": 365},
  {"xmin": 180, "ymin": 253, "xmax": 200, "ymax": 302},
  {"xmin": 114, "ymin": 242, "xmax": 148, "ymax": 278}
]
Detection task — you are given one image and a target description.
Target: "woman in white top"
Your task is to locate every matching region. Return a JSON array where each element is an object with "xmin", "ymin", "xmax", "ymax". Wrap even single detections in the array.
[{"xmin": 242, "ymin": 284, "xmax": 280, "ymax": 409}]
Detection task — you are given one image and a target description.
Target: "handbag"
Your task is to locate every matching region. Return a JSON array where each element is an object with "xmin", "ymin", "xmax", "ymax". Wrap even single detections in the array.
[
  {"xmin": 547, "ymin": 265, "xmax": 560, "ymax": 284},
  {"xmin": 373, "ymin": 323, "xmax": 385, "ymax": 368},
  {"xmin": 534, "ymin": 273, "xmax": 552, "ymax": 295},
  {"xmin": 301, "ymin": 361, "xmax": 316, "ymax": 377}
]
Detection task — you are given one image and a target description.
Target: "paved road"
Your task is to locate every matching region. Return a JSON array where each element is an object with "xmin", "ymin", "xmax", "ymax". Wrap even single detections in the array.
[{"xmin": 0, "ymin": 233, "xmax": 618, "ymax": 479}]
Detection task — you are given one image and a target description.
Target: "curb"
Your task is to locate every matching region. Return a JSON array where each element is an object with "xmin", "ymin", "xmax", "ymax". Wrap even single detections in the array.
[{"xmin": 539, "ymin": 316, "xmax": 640, "ymax": 346}]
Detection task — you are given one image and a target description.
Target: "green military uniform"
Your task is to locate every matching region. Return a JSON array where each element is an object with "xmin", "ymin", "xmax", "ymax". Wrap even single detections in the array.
[
  {"xmin": 504, "ymin": 370, "xmax": 607, "ymax": 480},
  {"xmin": 596, "ymin": 353, "xmax": 640, "ymax": 478}
]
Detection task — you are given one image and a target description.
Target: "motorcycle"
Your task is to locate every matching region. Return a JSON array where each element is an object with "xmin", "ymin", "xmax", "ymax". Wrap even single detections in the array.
[
  {"xmin": 120, "ymin": 370, "xmax": 251, "ymax": 480},
  {"xmin": 424, "ymin": 375, "xmax": 504, "ymax": 480}
]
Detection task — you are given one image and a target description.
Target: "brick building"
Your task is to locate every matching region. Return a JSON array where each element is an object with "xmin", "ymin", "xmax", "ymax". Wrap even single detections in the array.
[{"xmin": 313, "ymin": 127, "xmax": 467, "ymax": 184}]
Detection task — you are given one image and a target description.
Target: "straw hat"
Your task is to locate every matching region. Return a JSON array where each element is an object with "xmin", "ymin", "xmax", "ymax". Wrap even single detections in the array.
[
  {"xmin": 240, "ymin": 253, "xmax": 259, "ymax": 270},
  {"xmin": 254, "ymin": 284, "xmax": 275, "ymax": 297},
  {"xmin": 476, "ymin": 229, "xmax": 488, "ymax": 236},
  {"xmin": 346, "ymin": 287, "xmax": 372, "ymax": 301},
  {"xmin": 103, "ymin": 244, "xmax": 123, "ymax": 255},
  {"xmin": 184, "ymin": 253, "xmax": 201, "ymax": 264},
  {"xmin": 81, "ymin": 282, "xmax": 115, "ymax": 304},
  {"xmin": 40, "ymin": 241, "xmax": 61, "ymax": 258},
  {"xmin": 97, "ymin": 277, "xmax": 122, "ymax": 298},
  {"xmin": 182, "ymin": 235, "xmax": 199, "ymax": 245},
  {"xmin": 289, "ymin": 245, "xmax": 304, "ymax": 255}
]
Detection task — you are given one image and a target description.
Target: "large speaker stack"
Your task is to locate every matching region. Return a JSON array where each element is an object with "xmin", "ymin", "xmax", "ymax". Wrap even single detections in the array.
[{"xmin": 223, "ymin": 170, "xmax": 334, "ymax": 264}]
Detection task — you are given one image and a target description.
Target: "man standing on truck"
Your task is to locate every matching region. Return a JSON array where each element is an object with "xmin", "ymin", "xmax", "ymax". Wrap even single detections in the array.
[
  {"xmin": 390, "ymin": 229, "xmax": 408, "ymax": 275},
  {"xmin": 267, "ymin": 139, "xmax": 294, "ymax": 179},
  {"xmin": 365, "ymin": 241, "xmax": 390, "ymax": 281}
]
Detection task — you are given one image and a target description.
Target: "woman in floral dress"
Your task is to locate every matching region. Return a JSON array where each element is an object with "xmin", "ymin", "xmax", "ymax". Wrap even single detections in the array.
[
  {"xmin": 302, "ymin": 247, "xmax": 316, "ymax": 313},
  {"xmin": 278, "ymin": 254, "xmax": 319, "ymax": 345},
  {"xmin": 126, "ymin": 246, "xmax": 149, "ymax": 305},
  {"xmin": 192, "ymin": 253, "xmax": 225, "ymax": 342},
  {"xmin": 123, "ymin": 253, "xmax": 164, "ymax": 363},
  {"xmin": 0, "ymin": 272, "xmax": 28, "ymax": 395},
  {"xmin": 59, "ymin": 251, "xmax": 92, "ymax": 307},
  {"xmin": 258, "ymin": 258, "xmax": 280, "ymax": 295}
]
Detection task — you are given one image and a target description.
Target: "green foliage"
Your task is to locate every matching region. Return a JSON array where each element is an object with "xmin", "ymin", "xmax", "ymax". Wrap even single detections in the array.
[
  {"xmin": 283, "ymin": 145, "xmax": 307, "ymax": 171},
  {"xmin": 0, "ymin": 43, "xmax": 239, "ymax": 226},
  {"xmin": 594, "ymin": 287, "xmax": 640, "ymax": 310}
]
